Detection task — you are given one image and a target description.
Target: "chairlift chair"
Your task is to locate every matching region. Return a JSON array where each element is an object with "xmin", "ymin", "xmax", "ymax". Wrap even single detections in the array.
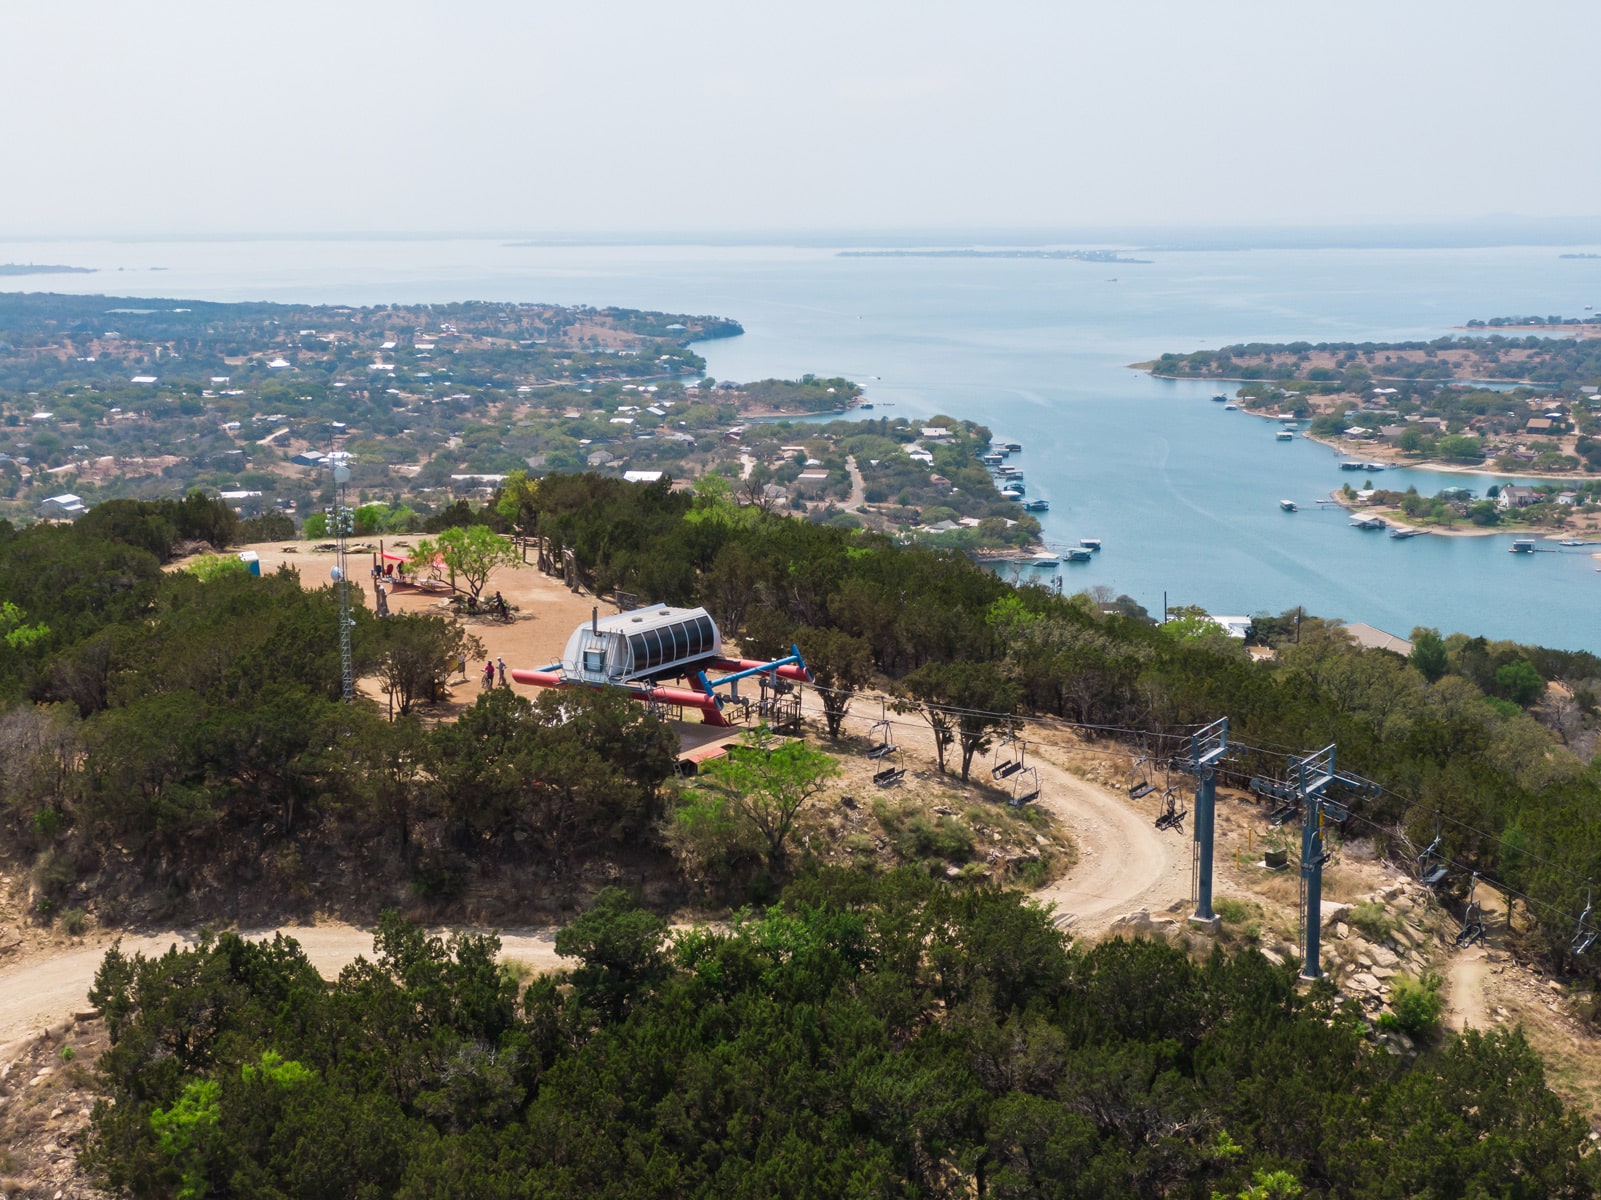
[
  {"xmin": 1457, "ymin": 884, "xmax": 1486, "ymax": 948},
  {"xmin": 865, "ymin": 717, "xmax": 895, "ymax": 761},
  {"xmin": 873, "ymin": 748, "xmax": 906, "ymax": 788},
  {"xmin": 1154, "ymin": 786, "xmax": 1187, "ymax": 832},
  {"xmin": 1010, "ymin": 765, "xmax": 1040, "ymax": 806},
  {"xmin": 1268, "ymin": 797, "xmax": 1300, "ymax": 827},
  {"xmin": 992, "ymin": 731, "xmax": 1026, "ymax": 780},
  {"xmin": 1417, "ymin": 833, "xmax": 1449, "ymax": 888},
  {"xmin": 1128, "ymin": 754, "xmax": 1155, "ymax": 800},
  {"xmin": 1573, "ymin": 887, "xmax": 1598, "ymax": 957}
]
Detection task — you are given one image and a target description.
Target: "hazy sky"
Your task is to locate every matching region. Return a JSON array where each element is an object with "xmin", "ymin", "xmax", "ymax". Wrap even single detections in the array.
[{"xmin": 5, "ymin": 0, "xmax": 1599, "ymax": 237}]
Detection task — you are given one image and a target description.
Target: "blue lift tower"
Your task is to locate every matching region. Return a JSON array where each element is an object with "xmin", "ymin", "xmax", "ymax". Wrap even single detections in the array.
[
  {"xmin": 1293, "ymin": 745, "xmax": 1376, "ymax": 981},
  {"xmin": 1187, "ymin": 718, "xmax": 1229, "ymax": 931}
]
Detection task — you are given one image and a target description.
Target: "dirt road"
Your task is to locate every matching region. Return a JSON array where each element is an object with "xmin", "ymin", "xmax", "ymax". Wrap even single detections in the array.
[
  {"xmin": 0, "ymin": 718, "xmax": 1178, "ymax": 1050},
  {"xmin": 0, "ymin": 555, "xmax": 1186, "ymax": 1053},
  {"xmin": 1027, "ymin": 742, "xmax": 1184, "ymax": 934}
]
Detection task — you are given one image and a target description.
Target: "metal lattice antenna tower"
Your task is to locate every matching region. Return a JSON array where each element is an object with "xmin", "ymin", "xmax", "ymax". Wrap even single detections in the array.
[{"xmin": 331, "ymin": 463, "xmax": 354, "ymax": 703}]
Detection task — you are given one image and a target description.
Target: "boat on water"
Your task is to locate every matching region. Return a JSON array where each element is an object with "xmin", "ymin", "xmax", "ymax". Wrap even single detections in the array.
[
  {"xmin": 1030, "ymin": 554, "xmax": 1060, "ymax": 568},
  {"xmin": 859, "ymin": 402, "xmax": 873, "ymax": 410},
  {"xmin": 1510, "ymin": 538, "xmax": 1537, "ymax": 554},
  {"xmin": 1280, "ymin": 500, "xmax": 1298, "ymax": 512},
  {"xmin": 1211, "ymin": 394, "xmax": 1228, "ymax": 402},
  {"xmin": 1361, "ymin": 461, "xmax": 1387, "ymax": 472},
  {"xmin": 1022, "ymin": 499, "xmax": 1049, "ymax": 512},
  {"xmin": 1063, "ymin": 548, "xmax": 1093, "ymax": 562},
  {"xmin": 1001, "ymin": 488, "xmax": 1025, "ymax": 502},
  {"xmin": 1276, "ymin": 430, "xmax": 1295, "ymax": 441},
  {"xmin": 1339, "ymin": 461, "xmax": 1366, "ymax": 471},
  {"xmin": 981, "ymin": 452, "xmax": 1004, "ymax": 466},
  {"xmin": 1350, "ymin": 515, "xmax": 1387, "ymax": 531},
  {"xmin": 1000, "ymin": 441, "xmax": 1022, "ymax": 453},
  {"xmin": 1079, "ymin": 538, "xmax": 1102, "ymax": 551},
  {"xmin": 1390, "ymin": 527, "xmax": 1423, "ymax": 539},
  {"xmin": 1559, "ymin": 537, "xmax": 1587, "ymax": 547}
]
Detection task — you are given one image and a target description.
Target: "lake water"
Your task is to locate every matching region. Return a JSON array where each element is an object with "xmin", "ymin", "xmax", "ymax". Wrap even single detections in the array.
[{"xmin": 3, "ymin": 236, "xmax": 1600, "ymax": 650}]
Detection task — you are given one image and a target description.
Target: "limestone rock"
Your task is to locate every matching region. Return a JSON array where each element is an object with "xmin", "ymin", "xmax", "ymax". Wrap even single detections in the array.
[{"xmin": 1368, "ymin": 943, "xmax": 1400, "ymax": 969}]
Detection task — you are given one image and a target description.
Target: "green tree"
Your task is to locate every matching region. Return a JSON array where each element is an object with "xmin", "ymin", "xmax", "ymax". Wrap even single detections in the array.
[
  {"xmin": 899, "ymin": 660, "xmax": 1019, "ymax": 780},
  {"xmin": 553, "ymin": 886, "xmax": 669, "ymax": 1023},
  {"xmin": 0, "ymin": 600, "xmax": 49, "ymax": 650},
  {"xmin": 372, "ymin": 613, "xmax": 482, "ymax": 716},
  {"xmin": 691, "ymin": 725, "xmax": 840, "ymax": 869},
  {"xmin": 1495, "ymin": 658, "xmax": 1545, "ymax": 706},
  {"xmin": 796, "ymin": 626, "xmax": 874, "ymax": 738},
  {"xmin": 1411, "ymin": 626, "xmax": 1447, "ymax": 683},
  {"xmin": 412, "ymin": 525, "xmax": 518, "ymax": 597},
  {"xmin": 183, "ymin": 553, "xmax": 250, "ymax": 582}
]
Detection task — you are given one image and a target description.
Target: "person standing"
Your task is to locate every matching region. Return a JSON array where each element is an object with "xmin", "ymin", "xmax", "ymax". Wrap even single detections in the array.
[
  {"xmin": 457, "ymin": 652, "xmax": 467, "ymax": 681},
  {"xmin": 482, "ymin": 660, "xmax": 495, "ymax": 690},
  {"xmin": 497, "ymin": 656, "xmax": 507, "ymax": 687}
]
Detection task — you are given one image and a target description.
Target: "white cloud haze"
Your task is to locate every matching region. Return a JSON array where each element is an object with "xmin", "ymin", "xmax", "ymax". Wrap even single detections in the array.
[{"xmin": 2, "ymin": 0, "xmax": 1597, "ymax": 236}]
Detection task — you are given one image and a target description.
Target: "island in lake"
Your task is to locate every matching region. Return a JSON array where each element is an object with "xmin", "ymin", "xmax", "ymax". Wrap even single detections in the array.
[
  {"xmin": 838, "ymin": 248, "xmax": 1151, "ymax": 264},
  {"xmin": 0, "ymin": 263, "xmax": 94, "ymax": 276}
]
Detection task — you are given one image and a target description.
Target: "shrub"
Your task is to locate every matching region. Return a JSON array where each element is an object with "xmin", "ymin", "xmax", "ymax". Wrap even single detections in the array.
[
  {"xmin": 1215, "ymin": 897, "xmax": 1253, "ymax": 924},
  {"xmin": 1348, "ymin": 900, "xmax": 1394, "ymax": 942},
  {"xmin": 1380, "ymin": 971, "xmax": 1444, "ymax": 1041},
  {"xmin": 61, "ymin": 906, "xmax": 87, "ymax": 936}
]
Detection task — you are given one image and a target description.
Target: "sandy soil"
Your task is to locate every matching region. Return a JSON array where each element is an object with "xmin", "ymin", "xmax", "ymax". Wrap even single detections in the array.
[{"xmin": 228, "ymin": 539, "xmax": 618, "ymax": 717}]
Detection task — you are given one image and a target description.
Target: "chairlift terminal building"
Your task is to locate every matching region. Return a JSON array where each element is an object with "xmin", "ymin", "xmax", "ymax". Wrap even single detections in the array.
[{"xmin": 562, "ymin": 606, "xmax": 722, "ymax": 685}]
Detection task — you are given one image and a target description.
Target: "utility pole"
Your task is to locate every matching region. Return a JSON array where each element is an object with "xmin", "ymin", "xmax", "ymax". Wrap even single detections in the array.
[{"xmin": 1187, "ymin": 718, "xmax": 1229, "ymax": 930}]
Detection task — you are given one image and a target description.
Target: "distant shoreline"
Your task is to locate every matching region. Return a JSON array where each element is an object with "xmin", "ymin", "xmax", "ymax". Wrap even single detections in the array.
[
  {"xmin": 0, "ymin": 263, "xmax": 94, "ymax": 276},
  {"xmin": 841, "ymin": 249, "xmax": 1151, "ymax": 264}
]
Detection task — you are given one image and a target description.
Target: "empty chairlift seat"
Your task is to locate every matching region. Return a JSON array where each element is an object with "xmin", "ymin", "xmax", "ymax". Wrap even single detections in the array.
[{"xmin": 563, "ymin": 606, "xmax": 722, "ymax": 684}]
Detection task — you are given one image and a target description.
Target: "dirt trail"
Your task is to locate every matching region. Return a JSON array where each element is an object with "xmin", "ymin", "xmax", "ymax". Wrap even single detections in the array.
[
  {"xmin": 0, "ymin": 713, "xmax": 1177, "ymax": 1049},
  {"xmin": 843, "ymin": 455, "xmax": 867, "ymax": 512},
  {"xmin": 0, "ymin": 923, "xmax": 569, "ymax": 1060},
  {"xmin": 1026, "ymin": 743, "xmax": 1185, "ymax": 934},
  {"xmin": 1444, "ymin": 945, "xmax": 1491, "ymax": 1032},
  {"xmin": 0, "ymin": 559, "xmax": 1184, "ymax": 1055},
  {"xmin": 797, "ymin": 691, "xmax": 1183, "ymax": 933}
]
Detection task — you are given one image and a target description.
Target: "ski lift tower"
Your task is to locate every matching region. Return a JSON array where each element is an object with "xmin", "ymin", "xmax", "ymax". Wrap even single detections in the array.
[
  {"xmin": 1186, "ymin": 717, "xmax": 1229, "ymax": 931},
  {"xmin": 330, "ymin": 462, "xmax": 354, "ymax": 703}
]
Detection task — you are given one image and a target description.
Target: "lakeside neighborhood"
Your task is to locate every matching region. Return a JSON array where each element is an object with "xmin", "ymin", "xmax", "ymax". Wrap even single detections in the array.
[{"xmin": 1, "ymin": 294, "xmax": 1040, "ymax": 553}]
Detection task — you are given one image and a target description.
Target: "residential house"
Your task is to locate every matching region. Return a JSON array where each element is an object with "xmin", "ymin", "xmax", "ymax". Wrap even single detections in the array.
[{"xmin": 39, "ymin": 493, "xmax": 87, "ymax": 520}]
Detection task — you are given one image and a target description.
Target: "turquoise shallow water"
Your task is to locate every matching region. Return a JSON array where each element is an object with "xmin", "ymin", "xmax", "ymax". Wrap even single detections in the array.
[{"xmin": 3, "ymin": 237, "xmax": 1600, "ymax": 649}]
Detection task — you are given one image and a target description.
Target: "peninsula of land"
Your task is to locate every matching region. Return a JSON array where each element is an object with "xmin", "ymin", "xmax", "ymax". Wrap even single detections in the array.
[
  {"xmin": 0, "ymin": 263, "xmax": 94, "ymax": 275},
  {"xmin": 1145, "ymin": 317, "xmax": 1601, "ymax": 473},
  {"xmin": 0, "ymin": 292, "xmax": 1039, "ymax": 552},
  {"xmin": 1144, "ymin": 316, "xmax": 1601, "ymax": 534}
]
